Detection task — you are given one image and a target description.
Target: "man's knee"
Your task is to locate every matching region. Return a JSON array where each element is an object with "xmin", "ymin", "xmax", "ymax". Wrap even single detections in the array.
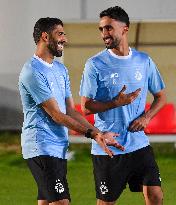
[
  {"xmin": 49, "ymin": 199, "xmax": 69, "ymax": 205},
  {"xmin": 148, "ymin": 191, "xmax": 163, "ymax": 204},
  {"xmin": 97, "ymin": 199, "xmax": 116, "ymax": 205},
  {"xmin": 143, "ymin": 186, "xmax": 163, "ymax": 204},
  {"xmin": 38, "ymin": 200, "xmax": 49, "ymax": 205}
]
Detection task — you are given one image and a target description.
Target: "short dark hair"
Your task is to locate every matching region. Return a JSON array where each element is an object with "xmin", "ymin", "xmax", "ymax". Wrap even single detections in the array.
[
  {"xmin": 100, "ymin": 6, "xmax": 130, "ymax": 27},
  {"xmin": 33, "ymin": 17, "xmax": 63, "ymax": 44}
]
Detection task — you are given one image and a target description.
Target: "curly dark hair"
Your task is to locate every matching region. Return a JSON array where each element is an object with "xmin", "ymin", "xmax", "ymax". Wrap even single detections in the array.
[
  {"xmin": 100, "ymin": 6, "xmax": 130, "ymax": 27},
  {"xmin": 33, "ymin": 17, "xmax": 63, "ymax": 44}
]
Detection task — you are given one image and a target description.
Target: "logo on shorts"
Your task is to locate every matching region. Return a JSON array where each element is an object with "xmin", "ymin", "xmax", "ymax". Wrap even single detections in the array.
[
  {"xmin": 159, "ymin": 172, "xmax": 162, "ymax": 182},
  {"xmin": 55, "ymin": 179, "xmax": 64, "ymax": 193},
  {"xmin": 100, "ymin": 181, "xmax": 108, "ymax": 194}
]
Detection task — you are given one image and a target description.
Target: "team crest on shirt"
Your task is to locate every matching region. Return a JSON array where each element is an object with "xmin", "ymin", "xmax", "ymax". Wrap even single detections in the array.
[
  {"xmin": 55, "ymin": 179, "xmax": 64, "ymax": 193},
  {"xmin": 100, "ymin": 181, "xmax": 108, "ymax": 194},
  {"xmin": 110, "ymin": 73, "xmax": 119, "ymax": 85},
  {"xmin": 135, "ymin": 70, "xmax": 142, "ymax": 81}
]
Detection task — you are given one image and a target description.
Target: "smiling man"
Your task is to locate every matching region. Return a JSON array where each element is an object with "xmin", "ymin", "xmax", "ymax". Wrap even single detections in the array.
[
  {"xmin": 80, "ymin": 6, "xmax": 166, "ymax": 205},
  {"xmin": 18, "ymin": 17, "xmax": 124, "ymax": 205}
]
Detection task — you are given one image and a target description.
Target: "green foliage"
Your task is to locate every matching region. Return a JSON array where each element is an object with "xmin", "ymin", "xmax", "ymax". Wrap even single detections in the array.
[{"xmin": 0, "ymin": 133, "xmax": 176, "ymax": 204}]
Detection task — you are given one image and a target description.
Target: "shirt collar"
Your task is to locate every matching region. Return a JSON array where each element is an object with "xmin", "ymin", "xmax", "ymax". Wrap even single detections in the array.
[
  {"xmin": 33, "ymin": 54, "xmax": 53, "ymax": 68},
  {"xmin": 108, "ymin": 47, "xmax": 132, "ymax": 59}
]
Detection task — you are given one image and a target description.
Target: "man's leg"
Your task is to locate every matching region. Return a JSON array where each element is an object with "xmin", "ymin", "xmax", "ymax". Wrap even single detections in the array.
[
  {"xmin": 49, "ymin": 199, "xmax": 69, "ymax": 205},
  {"xmin": 38, "ymin": 200, "xmax": 49, "ymax": 205},
  {"xmin": 97, "ymin": 199, "xmax": 116, "ymax": 205},
  {"xmin": 27, "ymin": 157, "xmax": 70, "ymax": 205},
  {"xmin": 140, "ymin": 146, "xmax": 163, "ymax": 205},
  {"xmin": 38, "ymin": 199, "xmax": 69, "ymax": 205},
  {"xmin": 92, "ymin": 155, "xmax": 129, "ymax": 205},
  {"xmin": 143, "ymin": 185, "xmax": 163, "ymax": 205}
]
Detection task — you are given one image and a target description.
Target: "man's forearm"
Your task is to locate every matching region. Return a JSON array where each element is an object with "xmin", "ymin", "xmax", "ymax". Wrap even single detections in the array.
[
  {"xmin": 144, "ymin": 91, "xmax": 166, "ymax": 120},
  {"xmin": 52, "ymin": 111, "xmax": 89, "ymax": 134},
  {"xmin": 84, "ymin": 100, "xmax": 116, "ymax": 115},
  {"xmin": 82, "ymin": 87, "xmax": 141, "ymax": 115},
  {"xmin": 67, "ymin": 109, "xmax": 99, "ymax": 133}
]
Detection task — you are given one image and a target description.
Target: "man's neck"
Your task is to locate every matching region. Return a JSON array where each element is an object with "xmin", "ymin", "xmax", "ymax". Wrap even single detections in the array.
[
  {"xmin": 111, "ymin": 43, "xmax": 129, "ymax": 56},
  {"xmin": 35, "ymin": 46, "xmax": 54, "ymax": 64}
]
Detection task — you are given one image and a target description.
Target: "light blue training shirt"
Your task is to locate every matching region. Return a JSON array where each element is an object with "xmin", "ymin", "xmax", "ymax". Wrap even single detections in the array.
[
  {"xmin": 80, "ymin": 48, "xmax": 165, "ymax": 155},
  {"xmin": 19, "ymin": 55, "xmax": 72, "ymax": 159}
]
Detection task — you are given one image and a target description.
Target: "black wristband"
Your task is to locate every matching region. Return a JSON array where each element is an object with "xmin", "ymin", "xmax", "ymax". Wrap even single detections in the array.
[{"xmin": 85, "ymin": 129, "xmax": 94, "ymax": 139}]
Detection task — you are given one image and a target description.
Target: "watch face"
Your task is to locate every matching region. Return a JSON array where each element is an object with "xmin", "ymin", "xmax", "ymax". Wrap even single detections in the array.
[{"xmin": 85, "ymin": 129, "xmax": 93, "ymax": 139}]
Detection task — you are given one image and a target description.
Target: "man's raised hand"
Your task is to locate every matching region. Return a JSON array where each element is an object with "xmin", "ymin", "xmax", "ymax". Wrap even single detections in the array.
[{"xmin": 113, "ymin": 85, "xmax": 141, "ymax": 107}]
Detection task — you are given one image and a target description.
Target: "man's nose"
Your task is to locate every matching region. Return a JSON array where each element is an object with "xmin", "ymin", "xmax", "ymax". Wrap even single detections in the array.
[
  {"xmin": 61, "ymin": 35, "xmax": 68, "ymax": 44},
  {"xmin": 64, "ymin": 36, "xmax": 68, "ymax": 43},
  {"xmin": 102, "ymin": 28, "xmax": 109, "ymax": 36}
]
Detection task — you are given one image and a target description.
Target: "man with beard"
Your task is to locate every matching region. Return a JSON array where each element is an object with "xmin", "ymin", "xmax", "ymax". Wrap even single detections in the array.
[
  {"xmin": 80, "ymin": 6, "xmax": 166, "ymax": 205},
  {"xmin": 18, "ymin": 17, "xmax": 126, "ymax": 205}
]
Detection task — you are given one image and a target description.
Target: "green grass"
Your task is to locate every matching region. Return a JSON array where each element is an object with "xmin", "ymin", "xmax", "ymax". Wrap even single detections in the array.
[{"xmin": 0, "ymin": 132, "xmax": 176, "ymax": 204}]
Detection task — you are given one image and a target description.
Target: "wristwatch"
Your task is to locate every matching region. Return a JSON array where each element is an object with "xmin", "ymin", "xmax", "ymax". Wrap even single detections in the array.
[{"xmin": 85, "ymin": 129, "xmax": 94, "ymax": 139}]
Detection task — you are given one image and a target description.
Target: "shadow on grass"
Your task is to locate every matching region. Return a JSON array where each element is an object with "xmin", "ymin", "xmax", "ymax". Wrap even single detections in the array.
[{"xmin": 9, "ymin": 157, "xmax": 27, "ymax": 168}]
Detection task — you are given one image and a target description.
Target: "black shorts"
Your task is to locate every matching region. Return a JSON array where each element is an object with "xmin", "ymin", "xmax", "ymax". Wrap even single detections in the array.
[
  {"xmin": 26, "ymin": 156, "xmax": 70, "ymax": 203},
  {"xmin": 92, "ymin": 145, "xmax": 161, "ymax": 202}
]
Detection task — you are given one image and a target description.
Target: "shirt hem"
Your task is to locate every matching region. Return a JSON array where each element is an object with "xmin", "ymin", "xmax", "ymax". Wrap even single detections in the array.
[{"xmin": 91, "ymin": 143, "xmax": 150, "ymax": 155}]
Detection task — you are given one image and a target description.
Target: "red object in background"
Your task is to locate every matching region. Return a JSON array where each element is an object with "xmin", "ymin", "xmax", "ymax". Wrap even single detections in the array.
[
  {"xmin": 75, "ymin": 104, "xmax": 95, "ymax": 125},
  {"xmin": 69, "ymin": 103, "xmax": 176, "ymax": 135},
  {"xmin": 69, "ymin": 104, "xmax": 95, "ymax": 135},
  {"xmin": 144, "ymin": 103, "xmax": 176, "ymax": 134}
]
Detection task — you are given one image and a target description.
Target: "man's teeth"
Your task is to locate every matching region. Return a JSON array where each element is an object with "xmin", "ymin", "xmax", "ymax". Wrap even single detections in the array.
[
  {"xmin": 58, "ymin": 44, "xmax": 63, "ymax": 49},
  {"xmin": 105, "ymin": 38, "xmax": 111, "ymax": 43}
]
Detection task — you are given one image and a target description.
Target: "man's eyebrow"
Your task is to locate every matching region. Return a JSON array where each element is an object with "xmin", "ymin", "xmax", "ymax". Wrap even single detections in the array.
[
  {"xmin": 58, "ymin": 31, "xmax": 66, "ymax": 35},
  {"xmin": 99, "ymin": 25, "xmax": 112, "ymax": 30}
]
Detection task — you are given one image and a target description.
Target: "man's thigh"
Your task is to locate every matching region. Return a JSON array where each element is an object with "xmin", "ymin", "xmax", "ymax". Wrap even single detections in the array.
[
  {"xmin": 92, "ymin": 154, "xmax": 130, "ymax": 202},
  {"xmin": 26, "ymin": 156, "xmax": 71, "ymax": 203},
  {"xmin": 128, "ymin": 146, "xmax": 161, "ymax": 192}
]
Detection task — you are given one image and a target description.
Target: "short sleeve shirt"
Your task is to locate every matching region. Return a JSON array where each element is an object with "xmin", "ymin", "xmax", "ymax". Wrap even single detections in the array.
[
  {"xmin": 19, "ymin": 56, "xmax": 72, "ymax": 159},
  {"xmin": 80, "ymin": 48, "xmax": 165, "ymax": 155}
]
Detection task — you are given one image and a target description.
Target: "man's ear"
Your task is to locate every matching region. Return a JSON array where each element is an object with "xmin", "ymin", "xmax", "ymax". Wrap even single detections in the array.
[
  {"xmin": 122, "ymin": 26, "xmax": 129, "ymax": 35},
  {"xmin": 41, "ymin": 32, "xmax": 48, "ymax": 42}
]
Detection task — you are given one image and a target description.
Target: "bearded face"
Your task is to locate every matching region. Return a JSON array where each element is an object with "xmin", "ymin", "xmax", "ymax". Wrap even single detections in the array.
[
  {"xmin": 99, "ymin": 17, "xmax": 128, "ymax": 50},
  {"xmin": 103, "ymin": 35, "xmax": 121, "ymax": 49},
  {"xmin": 47, "ymin": 34, "xmax": 64, "ymax": 57}
]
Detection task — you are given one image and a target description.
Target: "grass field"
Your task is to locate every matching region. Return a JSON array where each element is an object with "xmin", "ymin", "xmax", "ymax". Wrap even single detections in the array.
[{"xmin": 0, "ymin": 132, "xmax": 176, "ymax": 205}]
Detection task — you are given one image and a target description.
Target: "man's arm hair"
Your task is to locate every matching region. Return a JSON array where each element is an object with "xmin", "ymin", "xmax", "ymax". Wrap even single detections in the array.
[
  {"xmin": 41, "ymin": 98, "xmax": 90, "ymax": 135},
  {"xmin": 81, "ymin": 85, "xmax": 141, "ymax": 115},
  {"xmin": 128, "ymin": 89, "xmax": 167, "ymax": 132},
  {"xmin": 65, "ymin": 97, "xmax": 99, "ymax": 132},
  {"xmin": 144, "ymin": 89, "xmax": 167, "ymax": 120},
  {"xmin": 41, "ymin": 97, "xmax": 125, "ymax": 156}
]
